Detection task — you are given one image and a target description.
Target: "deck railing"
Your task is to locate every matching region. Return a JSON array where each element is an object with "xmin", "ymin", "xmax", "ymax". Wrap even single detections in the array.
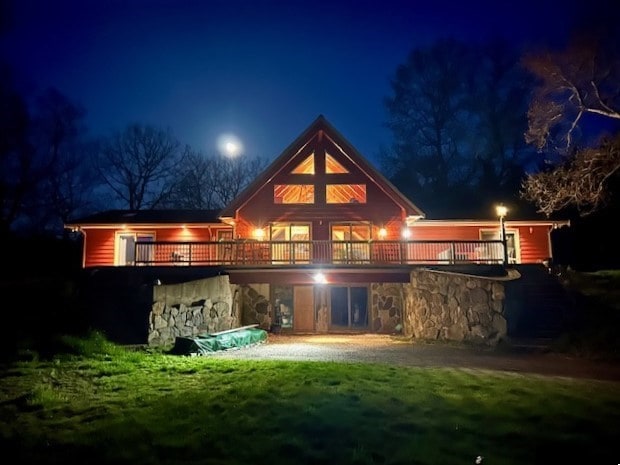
[{"xmin": 133, "ymin": 239, "xmax": 506, "ymax": 266}]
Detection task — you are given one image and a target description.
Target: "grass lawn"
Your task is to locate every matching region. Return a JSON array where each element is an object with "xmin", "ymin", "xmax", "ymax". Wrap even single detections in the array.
[{"xmin": 1, "ymin": 333, "xmax": 619, "ymax": 465}]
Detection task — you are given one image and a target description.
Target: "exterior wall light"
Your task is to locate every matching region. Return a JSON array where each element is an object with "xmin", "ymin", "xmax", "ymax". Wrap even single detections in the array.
[
  {"xmin": 313, "ymin": 272, "xmax": 327, "ymax": 284},
  {"xmin": 378, "ymin": 228, "xmax": 387, "ymax": 239},
  {"xmin": 253, "ymin": 228, "xmax": 265, "ymax": 240},
  {"xmin": 401, "ymin": 228, "xmax": 411, "ymax": 239}
]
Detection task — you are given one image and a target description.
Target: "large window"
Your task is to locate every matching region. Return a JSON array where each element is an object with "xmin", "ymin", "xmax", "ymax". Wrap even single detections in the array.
[
  {"xmin": 326, "ymin": 184, "xmax": 366, "ymax": 204},
  {"xmin": 331, "ymin": 223, "xmax": 371, "ymax": 262},
  {"xmin": 274, "ymin": 184, "xmax": 314, "ymax": 204},
  {"xmin": 270, "ymin": 223, "xmax": 311, "ymax": 263}
]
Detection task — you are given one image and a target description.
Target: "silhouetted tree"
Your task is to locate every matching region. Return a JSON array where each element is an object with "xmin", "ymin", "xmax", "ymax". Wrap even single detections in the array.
[
  {"xmin": 96, "ymin": 124, "xmax": 187, "ymax": 210},
  {"xmin": 383, "ymin": 39, "xmax": 533, "ymax": 217},
  {"xmin": 167, "ymin": 151, "xmax": 267, "ymax": 209},
  {"xmin": 520, "ymin": 30, "xmax": 620, "ymax": 216},
  {"xmin": 0, "ymin": 63, "xmax": 32, "ymax": 236},
  {"xmin": 27, "ymin": 88, "xmax": 98, "ymax": 232}
]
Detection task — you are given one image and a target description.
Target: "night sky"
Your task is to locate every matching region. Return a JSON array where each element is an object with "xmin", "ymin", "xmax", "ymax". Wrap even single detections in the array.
[{"xmin": 0, "ymin": 0, "xmax": 602, "ymax": 164}]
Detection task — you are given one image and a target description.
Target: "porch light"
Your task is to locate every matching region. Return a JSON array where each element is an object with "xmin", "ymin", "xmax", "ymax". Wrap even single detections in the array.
[
  {"xmin": 253, "ymin": 228, "xmax": 265, "ymax": 240},
  {"xmin": 378, "ymin": 228, "xmax": 387, "ymax": 239},
  {"xmin": 495, "ymin": 204, "xmax": 509, "ymax": 265},
  {"xmin": 401, "ymin": 228, "xmax": 411, "ymax": 239},
  {"xmin": 313, "ymin": 272, "xmax": 327, "ymax": 284}
]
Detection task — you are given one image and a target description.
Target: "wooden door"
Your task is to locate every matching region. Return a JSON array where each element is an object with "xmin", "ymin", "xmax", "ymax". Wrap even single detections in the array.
[{"xmin": 293, "ymin": 285, "xmax": 314, "ymax": 332}]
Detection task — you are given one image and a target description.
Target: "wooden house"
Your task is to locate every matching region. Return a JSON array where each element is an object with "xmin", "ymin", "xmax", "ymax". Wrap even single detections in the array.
[{"xmin": 66, "ymin": 115, "xmax": 569, "ymax": 335}]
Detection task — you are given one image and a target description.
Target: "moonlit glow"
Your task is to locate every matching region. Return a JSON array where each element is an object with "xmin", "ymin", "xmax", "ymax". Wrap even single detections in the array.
[{"xmin": 217, "ymin": 133, "xmax": 244, "ymax": 157}]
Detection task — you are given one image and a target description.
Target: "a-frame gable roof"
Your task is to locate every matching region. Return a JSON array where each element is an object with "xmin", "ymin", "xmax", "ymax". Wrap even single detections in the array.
[{"xmin": 219, "ymin": 115, "xmax": 425, "ymax": 219}]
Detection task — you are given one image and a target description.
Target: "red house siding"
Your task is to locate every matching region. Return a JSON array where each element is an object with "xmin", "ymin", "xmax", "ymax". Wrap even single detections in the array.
[
  {"xmin": 83, "ymin": 228, "xmax": 115, "ymax": 268},
  {"xmin": 410, "ymin": 223, "xmax": 553, "ymax": 264}
]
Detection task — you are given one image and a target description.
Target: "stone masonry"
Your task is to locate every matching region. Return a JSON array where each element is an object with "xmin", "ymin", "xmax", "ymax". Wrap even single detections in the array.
[
  {"xmin": 402, "ymin": 269, "xmax": 509, "ymax": 345},
  {"xmin": 148, "ymin": 275, "xmax": 241, "ymax": 346}
]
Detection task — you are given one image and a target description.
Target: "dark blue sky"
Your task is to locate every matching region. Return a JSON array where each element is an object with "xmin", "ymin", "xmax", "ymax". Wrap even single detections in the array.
[{"xmin": 0, "ymin": 0, "xmax": 600, "ymax": 164}]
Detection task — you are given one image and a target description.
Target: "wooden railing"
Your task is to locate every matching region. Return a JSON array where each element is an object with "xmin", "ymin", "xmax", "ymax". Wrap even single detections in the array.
[{"xmin": 133, "ymin": 239, "xmax": 506, "ymax": 266}]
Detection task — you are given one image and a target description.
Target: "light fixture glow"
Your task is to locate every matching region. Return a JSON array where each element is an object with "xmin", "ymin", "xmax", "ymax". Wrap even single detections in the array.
[
  {"xmin": 253, "ymin": 228, "xmax": 265, "ymax": 240},
  {"xmin": 378, "ymin": 228, "xmax": 387, "ymax": 239},
  {"xmin": 495, "ymin": 204, "xmax": 508, "ymax": 218},
  {"xmin": 401, "ymin": 228, "xmax": 411, "ymax": 239},
  {"xmin": 313, "ymin": 272, "xmax": 327, "ymax": 284}
]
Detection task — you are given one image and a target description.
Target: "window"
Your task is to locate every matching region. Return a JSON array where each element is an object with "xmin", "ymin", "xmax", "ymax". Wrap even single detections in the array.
[
  {"xmin": 326, "ymin": 184, "xmax": 366, "ymax": 204},
  {"xmin": 480, "ymin": 229, "xmax": 520, "ymax": 264},
  {"xmin": 274, "ymin": 184, "xmax": 314, "ymax": 204},
  {"xmin": 331, "ymin": 223, "xmax": 371, "ymax": 262},
  {"xmin": 325, "ymin": 152, "xmax": 348, "ymax": 173},
  {"xmin": 270, "ymin": 223, "xmax": 311, "ymax": 263},
  {"xmin": 116, "ymin": 232, "xmax": 154, "ymax": 266},
  {"xmin": 291, "ymin": 153, "xmax": 314, "ymax": 174}
]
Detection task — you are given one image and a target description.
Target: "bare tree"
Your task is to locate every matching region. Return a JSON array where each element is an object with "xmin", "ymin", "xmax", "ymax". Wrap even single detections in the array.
[
  {"xmin": 166, "ymin": 149, "xmax": 220, "ymax": 209},
  {"xmin": 167, "ymin": 151, "xmax": 267, "ymax": 209},
  {"xmin": 96, "ymin": 124, "xmax": 186, "ymax": 210},
  {"xmin": 383, "ymin": 39, "xmax": 533, "ymax": 216},
  {"xmin": 522, "ymin": 134, "xmax": 620, "ymax": 216},
  {"xmin": 383, "ymin": 39, "xmax": 474, "ymax": 214},
  {"xmin": 521, "ymin": 30, "xmax": 620, "ymax": 216},
  {"xmin": 0, "ymin": 64, "xmax": 32, "ymax": 236},
  {"xmin": 211, "ymin": 155, "xmax": 266, "ymax": 207},
  {"xmin": 28, "ymin": 88, "xmax": 97, "ymax": 232}
]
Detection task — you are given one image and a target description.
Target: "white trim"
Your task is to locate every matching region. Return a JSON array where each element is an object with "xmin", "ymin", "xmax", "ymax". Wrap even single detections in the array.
[
  {"xmin": 414, "ymin": 219, "xmax": 570, "ymax": 228},
  {"xmin": 114, "ymin": 230, "xmax": 156, "ymax": 266},
  {"xmin": 479, "ymin": 228, "xmax": 521, "ymax": 264}
]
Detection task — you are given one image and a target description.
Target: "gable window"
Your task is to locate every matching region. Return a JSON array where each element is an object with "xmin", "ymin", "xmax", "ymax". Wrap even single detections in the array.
[
  {"xmin": 325, "ymin": 152, "xmax": 348, "ymax": 173},
  {"xmin": 326, "ymin": 184, "xmax": 366, "ymax": 204},
  {"xmin": 291, "ymin": 153, "xmax": 315, "ymax": 174},
  {"xmin": 274, "ymin": 184, "xmax": 314, "ymax": 204}
]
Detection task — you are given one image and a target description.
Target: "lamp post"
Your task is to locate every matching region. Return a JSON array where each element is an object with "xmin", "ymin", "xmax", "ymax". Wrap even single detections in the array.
[{"xmin": 495, "ymin": 204, "xmax": 508, "ymax": 265}]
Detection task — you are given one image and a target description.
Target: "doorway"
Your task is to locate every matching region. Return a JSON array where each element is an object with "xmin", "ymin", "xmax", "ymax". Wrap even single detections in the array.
[{"xmin": 329, "ymin": 286, "xmax": 368, "ymax": 329}]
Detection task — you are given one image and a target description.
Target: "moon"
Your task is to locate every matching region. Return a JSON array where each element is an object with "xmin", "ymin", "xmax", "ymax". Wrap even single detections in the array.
[{"xmin": 217, "ymin": 133, "xmax": 243, "ymax": 157}]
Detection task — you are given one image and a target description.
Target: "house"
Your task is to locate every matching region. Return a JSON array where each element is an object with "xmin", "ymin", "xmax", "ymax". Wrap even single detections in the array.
[{"xmin": 66, "ymin": 115, "xmax": 570, "ymax": 343}]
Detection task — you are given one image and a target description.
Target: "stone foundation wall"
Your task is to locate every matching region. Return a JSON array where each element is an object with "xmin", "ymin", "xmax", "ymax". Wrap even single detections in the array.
[
  {"xmin": 402, "ymin": 270, "xmax": 507, "ymax": 345},
  {"xmin": 148, "ymin": 275, "xmax": 240, "ymax": 346},
  {"xmin": 370, "ymin": 283, "xmax": 402, "ymax": 333},
  {"xmin": 240, "ymin": 284, "xmax": 272, "ymax": 330}
]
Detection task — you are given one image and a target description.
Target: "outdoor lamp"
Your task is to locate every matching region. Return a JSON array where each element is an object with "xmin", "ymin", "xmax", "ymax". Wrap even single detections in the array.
[{"xmin": 495, "ymin": 204, "xmax": 508, "ymax": 265}]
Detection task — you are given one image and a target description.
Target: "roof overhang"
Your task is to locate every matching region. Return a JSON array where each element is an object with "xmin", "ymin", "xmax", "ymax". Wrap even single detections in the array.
[
  {"xmin": 413, "ymin": 219, "xmax": 571, "ymax": 228},
  {"xmin": 64, "ymin": 222, "xmax": 231, "ymax": 230}
]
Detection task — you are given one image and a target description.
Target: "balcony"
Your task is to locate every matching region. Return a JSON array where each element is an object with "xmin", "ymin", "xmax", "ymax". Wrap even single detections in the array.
[{"xmin": 133, "ymin": 239, "xmax": 506, "ymax": 266}]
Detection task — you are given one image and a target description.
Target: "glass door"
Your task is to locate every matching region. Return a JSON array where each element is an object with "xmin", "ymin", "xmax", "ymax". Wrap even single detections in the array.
[
  {"xmin": 270, "ymin": 223, "xmax": 310, "ymax": 264},
  {"xmin": 330, "ymin": 286, "xmax": 368, "ymax": 329}
]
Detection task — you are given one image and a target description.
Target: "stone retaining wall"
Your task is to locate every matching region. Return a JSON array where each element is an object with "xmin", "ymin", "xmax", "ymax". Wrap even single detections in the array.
[
  {"xmin": 148, "ymin": 275, "xmax": 241, "ymax": 346},
  {"xmin": 402, "ymin": 269, "xmax": 508, "ymax": 345}
]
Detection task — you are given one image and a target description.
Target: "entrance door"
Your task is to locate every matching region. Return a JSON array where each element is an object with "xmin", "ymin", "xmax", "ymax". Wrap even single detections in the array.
[
  {"xmin": 330, "ymin": 286, "xmax": 368, "ymax": 329},
  {"xmin": 293, "ymin": 285, "xmax": 314, "ymax": 332}
]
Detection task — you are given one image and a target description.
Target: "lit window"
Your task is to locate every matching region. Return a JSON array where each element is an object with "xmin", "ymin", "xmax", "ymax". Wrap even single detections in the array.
[
  {"xmin": 325, "ymin": 152, "xmax": 348, "ymax": 173},
  {"xmin": 291, "ymin": 153, "xmax": 314, "ymax": 174},
  {"xmin": 326, "ymin": 184, "xmax": 366, "ymax": 204},
  {"xmin": 274, "ymin": 184, "xmax": 314, "ymax": 204}
]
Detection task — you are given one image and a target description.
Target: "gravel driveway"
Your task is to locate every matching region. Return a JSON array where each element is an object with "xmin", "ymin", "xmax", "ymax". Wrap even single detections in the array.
[{"xmin": 208, "ymin": 333, "xmax": 620, "ymax": 382}]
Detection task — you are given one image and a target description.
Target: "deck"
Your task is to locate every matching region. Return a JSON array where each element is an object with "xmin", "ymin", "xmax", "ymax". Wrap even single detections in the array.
[{"xmin": 133, "ymin": 239, "xmax": 506, "ymax": 266}]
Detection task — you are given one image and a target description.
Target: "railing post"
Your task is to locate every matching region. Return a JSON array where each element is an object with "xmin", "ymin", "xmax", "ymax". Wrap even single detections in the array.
[{"xmin": 450, "ymin": 242, "xmax": 456, "ymax": 264}]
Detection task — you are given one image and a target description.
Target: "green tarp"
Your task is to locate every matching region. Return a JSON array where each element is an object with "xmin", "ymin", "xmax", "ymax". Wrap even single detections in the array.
[{"xmin": 171, "ymin": 326, "xmax": 268, "ymax": 355}]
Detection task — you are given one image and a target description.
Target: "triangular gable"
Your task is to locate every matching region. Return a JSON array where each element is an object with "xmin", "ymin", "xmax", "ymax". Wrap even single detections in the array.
[
  {"xmin": 291, "ymin": 153, "xmax": 315, "ymax": 174},
  {"xmin": 219, "ymin": 115, "xmax": 425, "ymax": 220},
  {"xmin": 325, "ymin": 152, "xmax": 348, "ymax": 173}
]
